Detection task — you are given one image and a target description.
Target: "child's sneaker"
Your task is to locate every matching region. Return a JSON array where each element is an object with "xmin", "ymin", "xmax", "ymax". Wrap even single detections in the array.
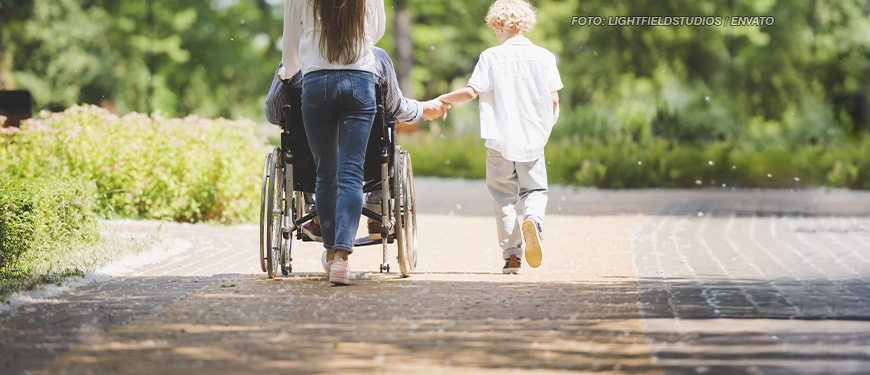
[
  {"xmin": 301, "ymin": 220, "xmax": 323, "ymax": 242},
  {"xmin": 503, "ymin": 255, "xmax": 521, "ymax": 274},
  {"xmin": 329, "ymin": 259, "xmax": 352, "ymax": 285},
  {"xmin": 522, "ymin": 219, "xmax": 543, "ymax": 268}
]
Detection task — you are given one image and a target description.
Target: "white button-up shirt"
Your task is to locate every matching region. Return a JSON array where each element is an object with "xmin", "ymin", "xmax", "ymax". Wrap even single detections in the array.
[{"xmin": 468, "ymin": 36, "xmax": 563, "ymax": 162}]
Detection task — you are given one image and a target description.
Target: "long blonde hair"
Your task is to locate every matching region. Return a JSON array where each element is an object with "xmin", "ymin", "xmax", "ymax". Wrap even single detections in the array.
[{"xmin": 312, "ymin": 0, "xmax": 367, "ymax": 64}]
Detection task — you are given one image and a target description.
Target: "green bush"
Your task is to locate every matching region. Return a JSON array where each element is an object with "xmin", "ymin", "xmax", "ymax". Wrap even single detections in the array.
[
  {"xmin": 400, "ymin": 131, "xmax": 486, "ymax": 180},
  {"xmin": 401, "ymin": 132, "xmax": 870, "ymax": 190},
  {"xmin": 1, "ymin": 105, "xmax": 267, "ymax": 222},
  {"xmin": 0, "ymin": 175, "xmax": 99, "ymax": 283}
]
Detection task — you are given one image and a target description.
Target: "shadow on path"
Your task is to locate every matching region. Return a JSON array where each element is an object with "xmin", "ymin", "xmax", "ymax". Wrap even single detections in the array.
[
  {"xmin": 30, "ymin": 274, "xmax": 870, "ymax": 375},
  {"xmin": 35, "ymin": 275, "xmax": 652, "ymax": 374},
  {"xmin": 0, "ymin": 274, "xmax": 232, "ymax": 375}
]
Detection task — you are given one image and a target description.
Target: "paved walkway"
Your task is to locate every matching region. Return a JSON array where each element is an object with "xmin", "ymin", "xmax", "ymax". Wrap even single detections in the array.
[{"xmin": 2, "ymin": 178, "xmax": 870, "ymax": 374}]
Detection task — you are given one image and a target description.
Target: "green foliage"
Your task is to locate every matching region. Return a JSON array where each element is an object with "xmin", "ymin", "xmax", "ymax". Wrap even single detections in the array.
[
  {"xmin": 3, "ymin": 0, "xmax": 868, "ymax": 140},
  {"xmin": 403, "ymin": 132, "xmax": 870, "ymax": 190},
  {"xmin": 1, "ymin": 105, "xmax": 266, "ymax": 222},
  {"xmin": 420, "ymin": 0, "xmax": 870, "ymax": 142},
  {"xmin": 3, "ymin": 0, "xmax": 869, "ymax": 190},
  {"xmin": 400, "ymin": 132, "xmax": 487, "ymax": 179},
  {"xmin": 395, "ymin": 0, "xmax": 870, "ymax": 190},
  {"xmin": 0, "ymin": 175, "xmax": 98, "ymax": 284},
  {"xmin": 1, "ymin": 0, "xmax": 281, "ymax": 119}
]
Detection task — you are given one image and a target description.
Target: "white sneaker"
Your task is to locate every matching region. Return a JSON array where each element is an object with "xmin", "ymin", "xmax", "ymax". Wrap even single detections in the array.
[
  {"xmin": 321, "ymin": 251, "xmax": 333, "ymax": 278},
  {"xmin": 329, "ymin": 260, "xmax": 351, "ymax": 285},
  {"xmin": 522, "ymin": 219, "xmax": 543, "ymax": 268}
]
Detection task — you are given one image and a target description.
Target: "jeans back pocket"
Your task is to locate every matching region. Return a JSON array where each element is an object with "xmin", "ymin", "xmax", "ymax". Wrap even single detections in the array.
[
  {"xmin": 349, "ymin": 72, "xmax": 376, "ymax": 107},
  {"xmin": 302, "ymin": 75, "xmax": 328, "ymax": 109}
]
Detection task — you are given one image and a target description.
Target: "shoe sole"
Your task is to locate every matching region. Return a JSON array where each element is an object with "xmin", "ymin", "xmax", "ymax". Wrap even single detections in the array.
[
  {"xmin": 522, "ymin": 220, "xmax": 542, "ymax": 268},
  {"xmin": 329, "ymin": 265, "xmax": 351, "ymax": 285},
  {"xmin": 503, "ymin": 268, "xmax": 520, "ymax": 274},
  {"xmin": 329, "ymin": 276, "xmax": 350, "ymax": 285}
]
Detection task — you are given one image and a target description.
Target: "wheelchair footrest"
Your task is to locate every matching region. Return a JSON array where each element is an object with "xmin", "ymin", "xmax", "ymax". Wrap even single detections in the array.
[{"xmin": 353, "ymin": 236, "xmax": 395, "ymax": 247}]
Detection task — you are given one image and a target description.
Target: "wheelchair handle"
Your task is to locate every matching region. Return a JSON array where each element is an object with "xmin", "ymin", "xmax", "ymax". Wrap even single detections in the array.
[{"xmin": 375, "ymin": 84, "xmax": 384, "ymax": 115}]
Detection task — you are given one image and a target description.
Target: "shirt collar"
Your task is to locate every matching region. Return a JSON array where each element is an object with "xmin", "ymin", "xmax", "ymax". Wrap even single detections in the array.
[{"xmin": 503, "ymin": 35, "xmax": 531, "ymax": 45}]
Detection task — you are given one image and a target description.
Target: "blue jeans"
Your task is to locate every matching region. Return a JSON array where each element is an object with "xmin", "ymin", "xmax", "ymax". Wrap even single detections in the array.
[{"xmin": 301, "ymin": 70, "xmax": 377, "ymax": 252}]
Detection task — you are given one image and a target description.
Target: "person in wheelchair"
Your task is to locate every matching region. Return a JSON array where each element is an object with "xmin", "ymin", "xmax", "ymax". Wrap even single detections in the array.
[
  {"xmin": 266, "ymin": 48, "xmax": 447, "ymax": 126},
  {"xmin": 266, "ymin": 48, "xmax": 449, "ymax": 243}
]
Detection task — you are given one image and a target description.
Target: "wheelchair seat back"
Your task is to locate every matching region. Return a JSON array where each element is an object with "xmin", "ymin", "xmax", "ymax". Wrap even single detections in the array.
[{"xmin": 281, "ymin": 85, "xmax": 393, "ymax": 194}]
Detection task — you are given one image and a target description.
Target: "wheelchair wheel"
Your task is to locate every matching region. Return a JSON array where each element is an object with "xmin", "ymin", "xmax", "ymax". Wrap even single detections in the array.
[
  {"xmin": 259, "ymin": 152, "xmax": 271, "ymax": 273},
  {"xmin": 394, "ymin": 147, "xmax": 412, "ymax": 277},
  {"xmin": 266, "ymin": 147, "xmax": 284, "ymax": 279},
  {"xmin": 403, "ymin": 151, "xmax": 418, "ymax": 270}
]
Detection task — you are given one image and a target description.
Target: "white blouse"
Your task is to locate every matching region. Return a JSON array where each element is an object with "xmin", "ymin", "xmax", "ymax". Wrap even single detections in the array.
[{"xmin": 281, "ymin": 0, "xmax": 386, "ymax": 79}]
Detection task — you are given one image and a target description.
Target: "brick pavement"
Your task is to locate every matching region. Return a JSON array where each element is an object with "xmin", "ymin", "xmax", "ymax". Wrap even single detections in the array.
[
  {"xmin": 1, "ymin": 178, "xmax": 869, "ymax": 374},
  {"xmin": 0, "ymin": 223, "xmax": 256, "ymax": 374},
  {"xmin": 634, "ymin": 199, "xmax": 870, "ymax": 375}
]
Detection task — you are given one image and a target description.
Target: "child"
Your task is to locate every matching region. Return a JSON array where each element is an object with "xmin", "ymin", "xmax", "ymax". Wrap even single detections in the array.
[{"xmin": 437, "ymin": 0, "xmax": 562, "ymax": 274}]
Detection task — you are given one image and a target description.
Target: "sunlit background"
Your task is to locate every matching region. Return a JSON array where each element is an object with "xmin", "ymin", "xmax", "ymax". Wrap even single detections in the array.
[{"xmin": 2, "ymin": 4, "xmax": 870, "ymax": 370}]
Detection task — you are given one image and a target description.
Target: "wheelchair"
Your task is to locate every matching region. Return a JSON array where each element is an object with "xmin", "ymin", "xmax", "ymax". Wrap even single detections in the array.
[{"xmin": 259, "ymin": 85, "xmax": 418, "ymax": 279}]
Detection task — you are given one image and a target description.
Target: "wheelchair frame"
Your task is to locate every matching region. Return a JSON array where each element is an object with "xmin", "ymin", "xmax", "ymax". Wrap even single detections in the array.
[{"xmin": 259, "ymin": 84, "xmax": 418, "ymax": 279}]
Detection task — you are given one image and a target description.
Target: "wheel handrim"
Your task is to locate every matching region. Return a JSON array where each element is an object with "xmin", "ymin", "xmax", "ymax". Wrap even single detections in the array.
[
  {"xmin": 394, "ymin": 147, "xmax": 411, "ymax": 277},
  {"xmin": 404, "ymin": 152, "xmax": 418, "ymax": 270},
  {"xmin": 259, "ymin": 153, "xmax": 271, "ymax": 273},
  {"xmin": 266, "ymin": 147, "xmax": 282, "ymax": 278}
]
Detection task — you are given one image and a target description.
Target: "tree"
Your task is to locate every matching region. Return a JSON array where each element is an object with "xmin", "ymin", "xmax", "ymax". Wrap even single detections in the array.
[
  {"xmin": 1, "ymin": 0, "xmax": 283, "ymax": 119},
  {"xmin": 392, "ymin": 0, "xmax": 413, "ymax": 95},
  {"xmin": 1, "ymin": 0, "xmax": 868, "ymax": 143}
]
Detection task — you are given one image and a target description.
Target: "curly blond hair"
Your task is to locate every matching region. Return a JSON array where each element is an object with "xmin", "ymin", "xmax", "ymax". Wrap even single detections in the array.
[{"xmin": 485, "ymin": 0, "xmax": 537, "ymax": 33}]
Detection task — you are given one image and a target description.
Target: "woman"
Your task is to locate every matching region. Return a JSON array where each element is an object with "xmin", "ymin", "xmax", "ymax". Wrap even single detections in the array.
[{"xmin": 281, "ymin": 0, "xmax": 386, "ymax": 285}]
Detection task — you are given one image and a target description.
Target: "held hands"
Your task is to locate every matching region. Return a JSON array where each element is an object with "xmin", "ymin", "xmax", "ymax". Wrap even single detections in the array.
[
  {"xmin": 421, "ymin": 99, "xmax": 452, "ymax": 121},
  {"xmin": 440, "ymin": 100, "xmax": 451, "ymax": 120},
  {"xmin": 422, "ymin": 88, "xmax": 474, "ymax": 121}
]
